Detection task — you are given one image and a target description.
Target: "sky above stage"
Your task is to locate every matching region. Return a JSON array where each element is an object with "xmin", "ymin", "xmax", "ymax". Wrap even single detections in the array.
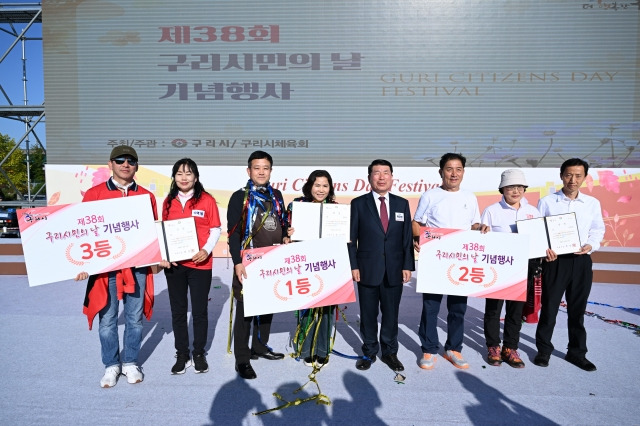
[{"xmin": 0, "ymin": 0, "xmax": 46, "ymax": 147}]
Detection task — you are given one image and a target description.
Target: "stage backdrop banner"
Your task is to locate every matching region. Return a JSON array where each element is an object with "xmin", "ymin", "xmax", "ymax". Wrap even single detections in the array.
[
  {"xmin": 17, "ymin": 197, "xmax": 162, "ymax": 286},
  {"xmin": 42, "ymin": 1, "xmax": 639, "ymax": 170},
  {"xmin": 416, "ymin": 227, "xmax": 529, "ymax": 301},
  {"xmin": 44, "ymin": 166, "xmax": 640, "ymax": 255},
  {"xmin": 241, "ymin": 238, "xmax": 355, "ymax": 317}
]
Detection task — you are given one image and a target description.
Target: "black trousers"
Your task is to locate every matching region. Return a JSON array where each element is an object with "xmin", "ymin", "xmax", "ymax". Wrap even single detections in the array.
[
  {"xmin": 357, "ymin": 274, "xmax": 403, "ymax": 358},
  {"xmin": 165, "ymin": 265, "xmax": 212, "ymax": 356},
  {"xmin": 484, "ymin": 298, "xmax": 525, "ymax": 349},
  {"xmin": 536, "ymin": 254, "xmax": 593, "ymax": 358},
  {"xmin": 232, "ymin": 274, "xmax": 273, "ymax": 364},
  {"xmin": 484, "ymin": 259, "xmax": 539, "ymax": 349}
]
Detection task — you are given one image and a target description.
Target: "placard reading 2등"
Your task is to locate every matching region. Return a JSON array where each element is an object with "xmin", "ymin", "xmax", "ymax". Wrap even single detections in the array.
[{"xmin": 416, "ymin": 227, "xmax": 529, "ymax": 301}]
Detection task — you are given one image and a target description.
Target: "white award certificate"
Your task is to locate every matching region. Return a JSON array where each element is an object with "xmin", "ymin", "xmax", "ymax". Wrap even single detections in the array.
[
  {"xmin": 156, "ymin": 217, "xmax": 200, "ymax": 262},
  {"xmin": 290, "ymin": 202, "xmax": 350, "ymax": 242},
  {"xmin": 515, "ymin": 218, "xmax": 550, "ymax": 259},
  {"xmin": 516, "ymin": 213, "xmax": 581, "ymax": 258},
  {"xmin": 290, "ymin": 202, "xmax": 322, "ymax": 241},
  {"xmin": 545, "ymin": 213, "xmax": 582, "ymax": 254},
  {"xmin": 319, "ymin": 204, "xmax": 350, "ymax": 242}
]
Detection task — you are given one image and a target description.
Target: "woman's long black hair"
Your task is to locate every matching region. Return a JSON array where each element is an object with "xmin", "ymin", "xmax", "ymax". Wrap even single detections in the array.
[
  {"xmin": 301, "ymin": 169, "xmax": 336, "ymax": 203},
  {"xmin": 164, "ymin": 158, "xmax": 208, "ymax": 217}
]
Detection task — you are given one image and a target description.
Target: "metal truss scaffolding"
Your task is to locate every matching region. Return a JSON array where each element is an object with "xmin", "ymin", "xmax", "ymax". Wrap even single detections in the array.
[{"xmin": 0, "ymin": 2, "xmax": 45, "ymax": 206}]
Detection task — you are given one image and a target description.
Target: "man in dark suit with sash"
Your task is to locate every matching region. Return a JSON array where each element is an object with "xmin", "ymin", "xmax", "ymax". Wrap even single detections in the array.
[{"xmin": 348, "ymin": 159, "xmax": 414, "ymax": 371}]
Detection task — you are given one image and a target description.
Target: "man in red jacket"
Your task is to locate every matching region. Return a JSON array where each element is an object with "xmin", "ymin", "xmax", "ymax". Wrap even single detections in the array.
[{"xmin": 75, "ymin": 146, "xmax": 157, "ymax": 388}]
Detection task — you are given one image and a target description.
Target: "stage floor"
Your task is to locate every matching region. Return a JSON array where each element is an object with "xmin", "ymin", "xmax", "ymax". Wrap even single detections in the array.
[{"xmin": 1, "ymin": 263, "xmax": 639, "ymax": 425}]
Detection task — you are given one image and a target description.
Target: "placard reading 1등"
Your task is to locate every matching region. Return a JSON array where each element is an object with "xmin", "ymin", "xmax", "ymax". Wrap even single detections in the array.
[{"xmin": 241, "ymin": 238, "xmax": 355, "ymax": 316}]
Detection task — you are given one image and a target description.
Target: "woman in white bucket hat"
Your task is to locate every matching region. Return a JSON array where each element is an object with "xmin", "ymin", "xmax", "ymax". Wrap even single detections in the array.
[{"xmin": 480, "ymin": 169, "xmax": 556, "ymax": 368}]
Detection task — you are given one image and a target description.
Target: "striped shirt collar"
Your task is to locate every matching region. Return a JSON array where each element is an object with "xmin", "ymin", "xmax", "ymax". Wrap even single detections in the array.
[{"xmin": 106, "ymin": 177, "xmax": 138, "ymax": 192}]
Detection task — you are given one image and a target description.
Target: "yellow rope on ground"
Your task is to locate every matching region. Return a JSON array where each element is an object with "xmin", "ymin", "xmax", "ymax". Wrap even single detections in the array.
[
  {"xmin": 227, "ymin": 290, "xmax": 234, "ymax": 354},
  {"xmin": 254, "ymin": 365, "xmax": 331, "ymax": 416},
  {"xmin": 256, "ymin": 305, "xmax": 349, "ymax": 416}
]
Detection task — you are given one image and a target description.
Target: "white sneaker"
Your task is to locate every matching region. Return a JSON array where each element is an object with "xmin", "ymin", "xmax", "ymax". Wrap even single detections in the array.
[
  {"xmin": 419, "ymin": 353, "xmax": 436, "ymax": 370},
  {"xmin": 100, "ymin": 365, "xmax": 121, "ymax": 388},
  {"xmin": 443, "ymin": 350, "xmax": 469, "ymax": 370},
  {"xmin": 122, "ymin": 364, "xmax": 144, "ymax": 384}
]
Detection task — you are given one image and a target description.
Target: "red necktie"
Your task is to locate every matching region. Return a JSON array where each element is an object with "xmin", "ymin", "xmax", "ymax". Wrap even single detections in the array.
[{"xmin": 379, "ymin": 196, "xmax": 389, "ymax": 233}]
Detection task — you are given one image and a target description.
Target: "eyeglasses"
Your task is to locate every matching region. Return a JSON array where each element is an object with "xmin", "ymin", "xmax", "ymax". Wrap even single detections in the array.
[
  {"xmin": 112, "ymin": 157, "xmax": 138, "ymax": 166},
  {"xmin": 504, "ymin": 185, "xmax": 525, "ymax": 192}
]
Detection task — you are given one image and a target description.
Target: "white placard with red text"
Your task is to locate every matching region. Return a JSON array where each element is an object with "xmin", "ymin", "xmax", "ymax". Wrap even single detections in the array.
[
  {"xmin": 241, "ymin": 238, "xmax": 355, "ymax": 317},
  {"xmin": 416, "ymin": 227, "xmax": 529, "ymax": 301},
  {"xmin": 17, "ymin": 197, "xmax": 162, "ymax": 286}
]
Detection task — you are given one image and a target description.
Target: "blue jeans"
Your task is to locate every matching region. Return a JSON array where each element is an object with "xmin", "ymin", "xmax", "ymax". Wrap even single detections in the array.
[
  {"xmin": 98, "ymin": 268, "xmax": 147, "ymax": 367},
  {"xmin": 418, "ymin": 293, "xmax": 467, "ymax": 354}
]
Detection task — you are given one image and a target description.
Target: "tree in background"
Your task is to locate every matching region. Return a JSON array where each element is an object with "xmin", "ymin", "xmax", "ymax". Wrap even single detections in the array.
[
  {"xmin": 0, "ymin": 133, "xmax": 46, "ymax": 201},
  {"xmin": 27, "ymin": 144, "xmax": 46, "ymax": 197}
]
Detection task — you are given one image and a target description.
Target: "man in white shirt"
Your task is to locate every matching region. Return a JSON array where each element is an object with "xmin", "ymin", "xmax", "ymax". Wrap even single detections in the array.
[
  {"xmin": 534, "ymin": 158, "xmax": 605, "ymax": 372},
  {"xmin": 412, "ymin": 153, "xmax": 488, "ymax": 370}
]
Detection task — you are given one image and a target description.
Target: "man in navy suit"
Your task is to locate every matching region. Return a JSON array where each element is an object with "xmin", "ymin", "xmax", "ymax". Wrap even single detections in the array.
[{"xmin": 348, "ymin": 159, "xmax": 415, "ymax": 371}]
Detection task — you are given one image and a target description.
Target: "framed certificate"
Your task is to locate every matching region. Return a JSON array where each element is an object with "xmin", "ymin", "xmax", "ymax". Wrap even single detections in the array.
[
  {"xmin": 156, "ymin": 217, "xmax": 200, "ymax": 262},
  {"xmin": 516, "ymin": 213, "xmax": 581, "ymax": 258},
  {"xmin": 290, "ymin": 202, "xmax": 350, "ymax": 242}
]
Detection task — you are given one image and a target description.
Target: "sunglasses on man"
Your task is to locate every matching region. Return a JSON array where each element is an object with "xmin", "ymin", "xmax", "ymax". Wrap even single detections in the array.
[{"xmin": 111, "ymin": 157, "xmax": 138, "ymax": 166}]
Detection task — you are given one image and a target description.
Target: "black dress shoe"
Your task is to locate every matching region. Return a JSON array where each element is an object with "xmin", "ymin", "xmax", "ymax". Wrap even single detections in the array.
[
  {"xmin": 235, "ymin": 363, "xmax": 257, "ymax": 379},
  {"xmin": 381, "ymin": 353, "xmax": 405, "ymax": 372},
  {"xmin": 251, "ymin": 350, "xmax": 285, "ymax": 360},
  {"xmin": 565, "ymin": 354, "xmax": 597, "ymax": 372},
  {"xmin": 533, "ymin": 353, "xmax": 550, "ymax": 367},
  {"xmin": 356, "ymin": 355, "xmax": 376, "ymax": 371}
]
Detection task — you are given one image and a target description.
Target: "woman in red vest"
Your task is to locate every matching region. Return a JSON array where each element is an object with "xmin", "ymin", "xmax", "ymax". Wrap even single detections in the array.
[{"xmin": 161, "ymin": 158, "xmax": 221, "ymax": 374}]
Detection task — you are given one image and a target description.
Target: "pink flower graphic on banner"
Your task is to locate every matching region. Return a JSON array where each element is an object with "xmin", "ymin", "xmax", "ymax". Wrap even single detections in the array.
[
  {"xmin": 48, "ymin": 192, "xmax": 60, "ymax": 206},
  {"xmin": 92, "ymin": 167, "xmax": 111, "ymax": 186},
  {"xmin": 585, "ymin": 174, "xmax": 594, "ymax": 192},
  {"xmin": 597, "ymin": 170, "xmax": 620, "ymax": 193},
  {"xmin": 603, "ymin": 209, "xmax": 636, "ymax": 247},
  {"xmin": 600, "ymin": 173, "xmax": 639, "ymax": 247}
]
